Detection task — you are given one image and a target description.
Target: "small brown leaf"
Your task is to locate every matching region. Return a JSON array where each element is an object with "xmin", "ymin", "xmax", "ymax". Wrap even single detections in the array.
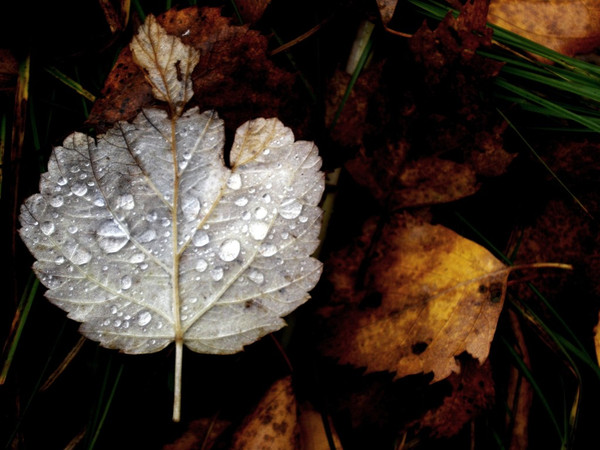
[
  {"xmin": 319, "ymin": 214, "xmax": 508, "ymax": 382},
  {"xmin": 236, "ymin": 0, "xmax": 272, "ymax": 24},
  {"xmin": 376, "ymin": 0, "xmax": 399, "ymax": 26},
  {"xmin": 395, "ymin": 157, "xmax": 479, "ymax": 207}
]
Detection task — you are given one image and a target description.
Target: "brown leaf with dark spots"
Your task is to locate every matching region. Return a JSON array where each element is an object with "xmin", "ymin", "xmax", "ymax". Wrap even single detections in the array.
[
  {"xmin": 318, "ymin": 213, "xmax": 508, "ymax": 382},
  {"xmin": 230, "ymin": 376, "xmax": 300, "ymax": 450}
]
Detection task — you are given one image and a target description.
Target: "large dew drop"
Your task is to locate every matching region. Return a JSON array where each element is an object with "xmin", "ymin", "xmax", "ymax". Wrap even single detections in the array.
[
  {"xmin": 71, "ymin": 182, "xmax": 88, "ymax": 197},
  {"xmin": 138, "ymin": 311, "xmax": 152, "ymax": 326},
  {"xmin": 97, "ymin": 220, "xmax": 129, "ymax": 254},
  {"xmin": 227, "ymin": 173, "xmax": 242, "ymax": 190},
  {"xmin": 249, "ymin": 222, "xmax": 269, "ymax": 240},
  {"xmin": 279, "ymin": 198, "xmax": 303, "ymax": 219},
  {"xmin": 40, "ymin": 221, "xmax": 56, "ymax": 236},
  {"xmin": 181, "ymin": 196, "xmax": 201, "ymax": 222},
  {"xmin": 247, "ymin": 270, "xmax": 265, "ymax": 284},
  {"xmin": 219, "ymin": 239, "xmax": 241, "ymax": 262},
  {"xmin": 69, "ymin": 246, "xmax": 92, "ymax": 265}
]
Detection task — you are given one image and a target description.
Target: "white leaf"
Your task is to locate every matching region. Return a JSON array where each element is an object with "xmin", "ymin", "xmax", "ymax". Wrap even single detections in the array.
[{"xmin": 19, "ymin": 15, "xmax": 325, "ymax": 421}]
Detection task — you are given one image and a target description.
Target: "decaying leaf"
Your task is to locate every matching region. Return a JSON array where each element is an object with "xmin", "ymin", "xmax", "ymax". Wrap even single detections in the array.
[
  {"xmin": 406, "ymin": 358, "xmax": 495, "ymax": 438},
  {"xmin": 19, "ymin": 14, "xmax": 324, "ymax": 422},
  {"xmin": 488, "ymin": 0, "xmax": 600, "ymax": 57},
  {"xmin": 230, "ymin": 376, "xmax": 300, "ymax": 449},
  {"xmin": 87, "ymin": 7, "xmax": 303, "ymax": 136},
  {"xmin": 130, "ymin": 14, "xmax": 199, "ymax": 116},
  {"xmin": 376, "ymin": 0, "xmax": 399, "ymax": 27},
  {"xmin": 345, "ymin": 152, "xmax": 480, "ymax": 208},
  {"xmin": 319, "ymin": 214, "xmax": 508, "ymax": 382}
]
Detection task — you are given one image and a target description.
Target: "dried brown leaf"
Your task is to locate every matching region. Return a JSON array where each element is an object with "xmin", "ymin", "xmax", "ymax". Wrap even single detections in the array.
[{"xmin": 376, "ymin": 0, "xmax": 399, "ymax": 26}]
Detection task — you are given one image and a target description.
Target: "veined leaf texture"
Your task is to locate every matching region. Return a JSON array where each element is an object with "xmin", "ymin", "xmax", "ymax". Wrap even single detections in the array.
[{"xmin": 19, "ymin": 14, "xmax": 325, "ymax": 421}]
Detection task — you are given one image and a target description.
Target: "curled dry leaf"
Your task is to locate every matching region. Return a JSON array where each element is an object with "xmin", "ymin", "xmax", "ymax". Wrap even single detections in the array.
[
  {"xmin": 488, "ymin": 0, "xmax": 600, "ymax": 57},
  {"xmin": 319, "ymin": 214, "xmax": 508, "ymax": 382},
  {"xmin": 130, "ymin": 14, "xmax": 199, "ymax": 116},
  {"xmin": 19, "ymin": 14, "xmax": 324, "ymax": 422}
]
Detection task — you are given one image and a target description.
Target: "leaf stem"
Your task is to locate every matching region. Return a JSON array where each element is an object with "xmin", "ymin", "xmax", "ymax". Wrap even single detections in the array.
[{"xmin": 173, "ymin": 338, "xmax": 183, "ymax": 422}]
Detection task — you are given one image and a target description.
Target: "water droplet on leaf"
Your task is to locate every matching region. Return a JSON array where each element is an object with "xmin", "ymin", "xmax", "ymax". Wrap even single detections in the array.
[
  {"xmin": 40, "ymin": 221, "xmax": 55, "ymax": 236},
  {"xmin": 279, "ymin": 198, "xmax": 303, "ymax": 219},
  {"xmin": 227, "ymin": 173, "xmax": 242, "ymax": 190},
  {"xmin": 219, "ymin": 239, "xmax": 241, "ymax": 261}
]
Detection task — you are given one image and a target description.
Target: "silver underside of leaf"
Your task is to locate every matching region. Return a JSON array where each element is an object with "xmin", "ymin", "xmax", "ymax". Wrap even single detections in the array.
[{"xmin": 20, "ymin": 107, "xmax": 324, "ymax": 355}]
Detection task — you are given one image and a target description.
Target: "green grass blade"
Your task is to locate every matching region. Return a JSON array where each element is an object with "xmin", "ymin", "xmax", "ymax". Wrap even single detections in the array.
[
  {"xmin": 87, "ymin": 361, "xmax": 124, "ymax": 450},
  {"xmin": 44, "ymin": 66, "xmax": 96, "ymax": 102},
  {"xmin": 497, "ymin": 109, "xmax": 592, "ymax": 218},
  {"xmin": 1, "ymin": 275, "xmax": 39, "ymax": 384},
  {"xmin": 329, "ymin": 25, "xmax": 374, "ymax": 130}
]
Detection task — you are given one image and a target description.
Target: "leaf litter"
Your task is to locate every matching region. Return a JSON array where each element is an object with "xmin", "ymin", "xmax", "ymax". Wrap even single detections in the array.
[
  {"xmin": 7, "ymin": 0, "xmax": 594, "ymax": 447},
  {"xmin": 18, "ymin": 14, "xmax": 325, "ymax": 422}
]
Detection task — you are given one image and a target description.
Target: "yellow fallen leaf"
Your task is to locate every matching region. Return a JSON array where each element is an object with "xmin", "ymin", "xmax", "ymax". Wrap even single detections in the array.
[
  {"xmin": 488, "ymin": 0, "xmax": 600, "ymax": 57},
  {"xmin": 319, "ymin": 214, "xmax": 508, "ymax": 382}
]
